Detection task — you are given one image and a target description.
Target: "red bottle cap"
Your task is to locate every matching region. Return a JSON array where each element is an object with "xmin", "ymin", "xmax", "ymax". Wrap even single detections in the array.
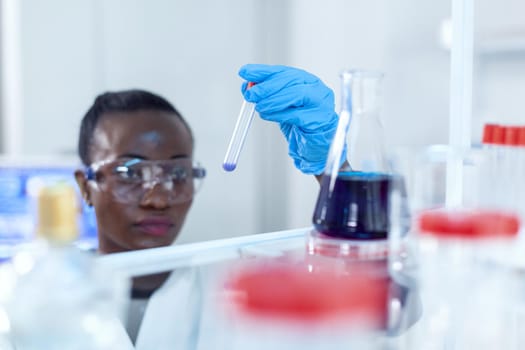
[
  {"xmin": 227, "ymin": 261, "xmax": 388, "ymax": 326},
  {"xmin": 482, "ymin": 124, "xmax": 498, "ymax": 144},
  {"xmin": 518, "ymin": 127, "xmax": 525, "ymax": 147},
  {"xmin": 417, "ymin": 208, "xmax": 520, "ymax": 239},
  {"xmin": 247, "ymin": 82, "xmax": 255, "ymax": 89},
  {"xmin": 492, "ymin": 125, "xmax": 504, "ymax": 145},
  {"xmin": 503, "ymin": 126, "xmax": 520, "ymax": 146}
]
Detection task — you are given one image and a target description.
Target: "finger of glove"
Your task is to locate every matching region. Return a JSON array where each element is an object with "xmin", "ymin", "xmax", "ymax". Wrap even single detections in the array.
[
  {"xmin": 238, "ymin": 64, "xmax": 310, "ymax": 83},
  {"xmin": 255, "ymin": 88, "xmax": 336, "ymax": 130},
  {"xmin": 263, "ymin": 108, "xmax": 338, "ymax": 132},
  {"xmin": 254, "ymin": 81, "xmax": 332, "ymax": 113},
  {"xmin": 240, "ymin": 67, "xmax": 319, "ymax": 102}
]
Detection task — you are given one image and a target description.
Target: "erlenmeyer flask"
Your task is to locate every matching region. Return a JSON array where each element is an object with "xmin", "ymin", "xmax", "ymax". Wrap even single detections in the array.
[{"xmin": 312, "ymin": 70, "xmax": 392, "ymax": 240}]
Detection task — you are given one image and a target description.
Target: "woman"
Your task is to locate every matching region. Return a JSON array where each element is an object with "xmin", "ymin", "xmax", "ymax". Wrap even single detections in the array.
[
  {"xmin": 73, "ymin": 63, "xmax": 341, "ymax": 345},
  {"xmin": 75, "ymin": 63, "xmax": 340, "ymax": 254}
]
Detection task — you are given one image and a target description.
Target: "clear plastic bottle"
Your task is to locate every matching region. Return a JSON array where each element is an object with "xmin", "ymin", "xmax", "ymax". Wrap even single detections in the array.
[
  {"xmin": 1, "ymin": 181, "xmax": 131, "ymax": 350},
  {"xmin": 395, "ymin": 208, "xmax": 522, "ymax": 349},
  {"xmin": 313, "ymin": 70, "xmax": 392, "ymax": 240},
  {"xmin": 481, "ymin": 123, "xmax": 525, "ymax": 212},
  {"xmin": 218, "ymin": 259, "xmax": 391, "ymax": 350}
]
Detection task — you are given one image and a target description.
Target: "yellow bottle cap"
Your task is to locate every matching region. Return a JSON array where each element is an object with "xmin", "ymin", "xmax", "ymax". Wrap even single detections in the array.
[{"xmin": 36, "ymin": 181, "xmax": 79, "ymax": 243}]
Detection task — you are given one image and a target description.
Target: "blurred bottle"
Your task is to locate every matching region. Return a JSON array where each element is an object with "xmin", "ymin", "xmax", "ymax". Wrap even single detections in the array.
[
  {"xmin": 481, "ymin": 123, "xmax": 525, "ymax": 214},
  {"xmin": 219, "ymin": 259, "xmax": 391, "ymax": 350},
  {"xmin": 313, "ymin": 70, "xmax": 392, "ymax": 240},
  {"xmin": 396, "ymin": 208, "xmax": 522, "ymax": 349},
  {"xmin": 0, "ymin": 181, "xmax": 131, "ymax": 350},
  {"xmin": 387, "ymin": 144, "xmax": 525, "ymax": 348}
]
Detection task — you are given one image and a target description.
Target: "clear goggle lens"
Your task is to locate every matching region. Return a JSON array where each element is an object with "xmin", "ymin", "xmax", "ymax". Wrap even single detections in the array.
[{"xmin": 86, "ymin": 158, "xmax": 206, "ymax": 204}]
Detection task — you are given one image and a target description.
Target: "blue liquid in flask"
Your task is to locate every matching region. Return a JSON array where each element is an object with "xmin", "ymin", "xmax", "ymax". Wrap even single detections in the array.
[{"xmin": 313, "ymin": 172, "xmax": 392, "ymax": 240}]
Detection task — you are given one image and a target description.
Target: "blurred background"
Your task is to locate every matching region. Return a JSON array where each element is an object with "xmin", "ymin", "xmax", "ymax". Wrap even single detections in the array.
[{"xmin": 0, "ymin": 0, "xmax": 523, "ymax": 244}]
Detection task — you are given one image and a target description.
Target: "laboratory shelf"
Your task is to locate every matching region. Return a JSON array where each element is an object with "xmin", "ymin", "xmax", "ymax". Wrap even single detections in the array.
[{"xmin": 96, "ymin": 227, "xmax": 419, "ymax": 348}]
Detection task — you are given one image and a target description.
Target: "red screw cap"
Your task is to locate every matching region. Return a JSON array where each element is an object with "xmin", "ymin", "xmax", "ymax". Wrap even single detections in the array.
[
  {"xmin": 227, "ymin": 261, "xmax": 388, "ymax": 326},
  {"xmin": 417, "ymin": 208, "xmax": 520, "ymax": 240}
]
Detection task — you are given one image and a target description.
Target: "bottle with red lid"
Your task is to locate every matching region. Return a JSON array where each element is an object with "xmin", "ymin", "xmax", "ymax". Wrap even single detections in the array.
[
  {"xmin": 217, "ymin": 259, "xmax": 393, "ymax": 350},
  {"xmin": 406, "ymin": 208, "xmax": 522, "ymax": 349},
  {"xmin": 481, "ymin": 123, "xmax": 525, "ymax": 214},
  {"xmin": 388, "ymin": 144, "xmax": 525, "ymax": 348}
]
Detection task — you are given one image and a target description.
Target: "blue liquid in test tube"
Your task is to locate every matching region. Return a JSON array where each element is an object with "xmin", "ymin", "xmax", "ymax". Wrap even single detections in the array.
[{"xmin": 223, "ymin": 82, "xmax": 256, "ymax": 172}]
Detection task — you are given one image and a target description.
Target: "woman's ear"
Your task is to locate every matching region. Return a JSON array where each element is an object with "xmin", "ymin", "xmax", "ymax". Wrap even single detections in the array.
[{"xmin": 74, "ymin": 169, "xmax": 92, "ymax": 207}]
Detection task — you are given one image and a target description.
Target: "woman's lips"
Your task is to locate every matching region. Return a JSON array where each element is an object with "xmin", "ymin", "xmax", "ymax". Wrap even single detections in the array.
[{"xmin": 134, "ymin": 217, "xmax": 174, "ymax": 237}]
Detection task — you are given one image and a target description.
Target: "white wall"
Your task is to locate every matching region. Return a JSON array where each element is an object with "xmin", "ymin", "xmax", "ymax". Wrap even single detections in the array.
[
  {"xmin": 1, "ymin": 0, "xmax": 524, "ymax": 242},
  {"xmin": 93, "ymin": 0, "xmax": 265, "ymax": 243}
]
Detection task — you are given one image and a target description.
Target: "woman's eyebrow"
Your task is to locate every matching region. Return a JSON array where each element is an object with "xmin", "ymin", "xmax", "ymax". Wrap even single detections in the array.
[
  {"xmin": 117, "ymin": 154, "xmax": 190, "ymax": 160},
  {"xmin": 170, "ymin": 154, "xmax": 191, "ymax": 159},
  {"xmin": 118, "ymin": 153, "xmax": 147, "ymax": 160}
]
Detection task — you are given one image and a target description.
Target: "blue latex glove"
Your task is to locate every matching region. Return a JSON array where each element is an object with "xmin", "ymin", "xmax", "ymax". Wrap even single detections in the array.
[{"xmin": 239, "ymin": 64, "xmax": 346, "ymax": 175}]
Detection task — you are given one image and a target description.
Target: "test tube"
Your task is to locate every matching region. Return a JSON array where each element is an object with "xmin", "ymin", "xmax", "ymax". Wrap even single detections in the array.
[{"xmin": 223, "ymin": 82, "xmax": 256, "ymax": 172}]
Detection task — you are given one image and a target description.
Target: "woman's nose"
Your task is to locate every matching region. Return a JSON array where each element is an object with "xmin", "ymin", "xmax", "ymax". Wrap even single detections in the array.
[{"xmin": 139, "ymin": 183, "xmax": 174, "ymax": 209}]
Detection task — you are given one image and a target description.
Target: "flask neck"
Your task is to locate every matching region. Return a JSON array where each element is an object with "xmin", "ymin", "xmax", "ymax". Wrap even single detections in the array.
[
  {"xmin": 341, "ymin": 70, "xmax": 387, "ymax": 173},
  {"xmin": 341, "ymin": 70, "xmax": 383, "ymax": 117}
]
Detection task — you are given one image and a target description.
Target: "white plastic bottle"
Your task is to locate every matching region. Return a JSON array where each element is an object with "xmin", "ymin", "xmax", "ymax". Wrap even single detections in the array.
[{"xmin": 1, "ymin": 181, "xmax": 132, "ymax": 350}]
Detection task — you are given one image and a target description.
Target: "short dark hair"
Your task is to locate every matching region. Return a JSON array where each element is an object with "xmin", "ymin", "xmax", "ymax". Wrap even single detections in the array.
[{"xmin": 78, "ymin": 89, "xmax": 193, "ymax": 165}]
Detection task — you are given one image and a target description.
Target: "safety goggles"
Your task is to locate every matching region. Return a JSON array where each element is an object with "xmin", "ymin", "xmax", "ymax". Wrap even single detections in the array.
[{"xmin": 85, "ymin": 158, "xmax": 206, "ymax": 204}]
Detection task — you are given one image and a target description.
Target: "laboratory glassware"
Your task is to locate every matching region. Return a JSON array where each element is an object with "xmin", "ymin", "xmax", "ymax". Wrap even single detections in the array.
[
  {"xmin": 312, "ymin": 70, "xmax": 392, "ymax": 240},
  {"xmin": 306, "ymin": 229, "xmax": 420, "ymax": 339},
  {"xmin": 223, "ymin": 82, "xmax": 256, "ymax": 172}
]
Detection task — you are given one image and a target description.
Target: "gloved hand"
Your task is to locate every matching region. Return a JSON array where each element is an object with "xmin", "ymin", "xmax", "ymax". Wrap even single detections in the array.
[{"xmin": 238, "ymin": 64, "xmax": 346, "ymax": 175}]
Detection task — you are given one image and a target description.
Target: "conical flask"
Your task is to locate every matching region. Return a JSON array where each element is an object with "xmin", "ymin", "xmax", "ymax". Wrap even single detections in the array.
[{"xmin": 312, "ymin": 70, "xmax": 392, "ymax": 240}]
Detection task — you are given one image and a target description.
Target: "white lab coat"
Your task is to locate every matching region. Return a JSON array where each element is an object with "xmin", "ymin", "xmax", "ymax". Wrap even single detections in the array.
[
  {"xmin": 134, "ymin": 267, "xmax": 201, "ymax": 349},
  {"xmin": 1, "ymin": 317, "xmax": 134, "ymax": 350},
  {"xmin": 133, "ymin": 264, "xmax": 234, "ymax": 350}
]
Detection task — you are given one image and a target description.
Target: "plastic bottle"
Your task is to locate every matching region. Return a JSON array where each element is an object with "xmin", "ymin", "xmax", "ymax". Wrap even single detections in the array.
[
  {"xmin": 219, "ymin": 259, "xmax": 391, "ymax": 350},
  {"xmin": 481, "ymin": 123, "xmax": 525, "ymax": 214},
  {"xmin": 0, "ymin": 181, "xmax": 131, "ymax": 350},
  {"xmin": 395, "ymin": 208, "xmax": 522, "ymax": 349}
]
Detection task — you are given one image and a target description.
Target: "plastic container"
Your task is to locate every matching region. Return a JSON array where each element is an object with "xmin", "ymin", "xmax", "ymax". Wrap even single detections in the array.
[
  {"xmin": 0, "ymin": 181, "xmax": 131, "ymax": 349},
  {"xmin": 395, "ymin": 208, "xmax": 522, "ymax": 349},
  {"xmin": 219, "ymin": 259, "xmax": 390, "ymax": 350}
]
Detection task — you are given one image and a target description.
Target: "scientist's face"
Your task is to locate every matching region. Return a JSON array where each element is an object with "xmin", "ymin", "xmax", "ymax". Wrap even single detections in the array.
[{"xmin": 75, "ymin": 110, "xmax": 194, "ymax": 253}]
